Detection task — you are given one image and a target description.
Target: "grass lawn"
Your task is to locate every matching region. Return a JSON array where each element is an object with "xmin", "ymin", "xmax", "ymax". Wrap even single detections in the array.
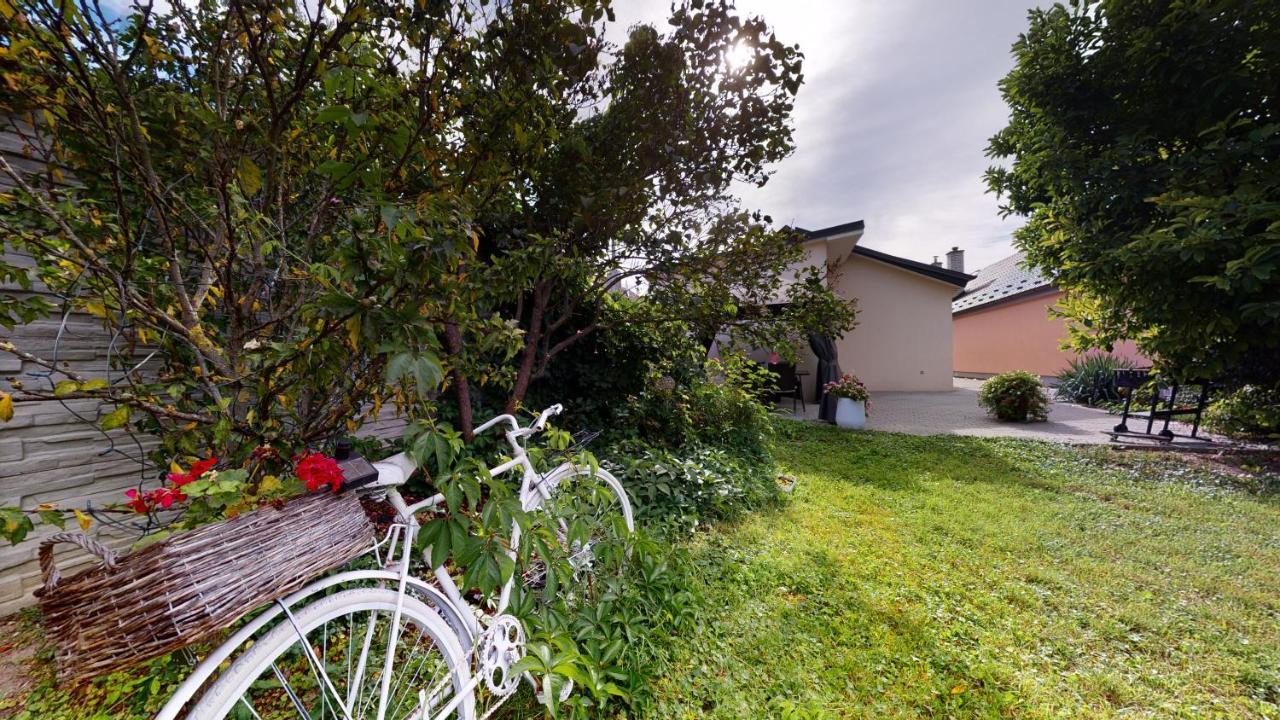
[{"xmin": 641, "ymin": 423, "xmax": 1280, "ymax": 719}]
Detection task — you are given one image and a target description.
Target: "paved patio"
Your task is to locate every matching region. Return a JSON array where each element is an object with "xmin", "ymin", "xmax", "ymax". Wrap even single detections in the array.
[{"xmin": 779, "ymin": 378, "xmax": 1207, "ymax": 445}]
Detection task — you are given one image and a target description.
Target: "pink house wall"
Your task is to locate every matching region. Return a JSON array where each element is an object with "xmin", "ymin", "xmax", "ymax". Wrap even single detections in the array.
[{"xmin": 953, "ymin": 289, "xmax": 1147, "ymax": 377}]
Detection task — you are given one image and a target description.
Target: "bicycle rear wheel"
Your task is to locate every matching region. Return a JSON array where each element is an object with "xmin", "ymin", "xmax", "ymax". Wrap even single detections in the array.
[{"xmin": 188, "ymin": 587, "xmax": 474, "ymax": 720}]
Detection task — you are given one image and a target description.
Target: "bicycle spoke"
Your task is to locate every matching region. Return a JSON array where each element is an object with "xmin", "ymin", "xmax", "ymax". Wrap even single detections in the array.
[
  {"xmin": 271, "ymin": 661, "xmax": 314, "ymax": 720},
  {"xmin": 236, "ymin": 696, "xmax": 264, "ymax": 720},
  {"xmin": 347, "ymin": 609, "xmax": 380, "ymax": 713},
  {"xmin": 281, "ymin": 604, "xmax": 352, "ymax": 720},
  {"xmin": 386, "ymin": 626, "xmax": 444, "ymax": 720}
]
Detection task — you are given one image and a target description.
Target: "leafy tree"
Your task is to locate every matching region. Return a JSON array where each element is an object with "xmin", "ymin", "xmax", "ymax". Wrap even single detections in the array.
[
  {"xmin": 452, "ymin": 2, "xmax": 856, "ymax": 430},
  {"xmin": 0, "ymin": 0, "xmax": 609, "ymax": 542},
  {"xmin": 987, "ymin": 0, "xmax": 1280, "ymax": 384},
  {"xmin": 0, "ymin": 0, "xmax": 609, "ymax": 460}
]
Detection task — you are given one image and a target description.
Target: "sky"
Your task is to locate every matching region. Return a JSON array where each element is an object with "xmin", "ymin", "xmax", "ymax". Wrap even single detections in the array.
[
  {"xmin": 97, "ymin": 0, "xmax": 1035, "ymax": 273},
  {"xmin": 611, "ymin": 0, "xmax": 1043, "ymax": 274}
]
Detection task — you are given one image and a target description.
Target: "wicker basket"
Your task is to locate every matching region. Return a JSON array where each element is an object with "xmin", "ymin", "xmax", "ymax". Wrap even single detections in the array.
[{"xmin": 36, "ymin": 490, "xmax": 375, "ymax": 683}]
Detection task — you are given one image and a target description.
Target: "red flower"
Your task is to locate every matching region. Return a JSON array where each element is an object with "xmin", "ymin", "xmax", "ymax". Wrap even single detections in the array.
[
  {"xmin": 166, "ymin": 456, "xmax": 218, "ymax": 487},
  {"xmin": 295, "ymin": 452, "xmax": 344, "ymax": 493},
  {"xmin": 150, "ymin": 486, "xmax": 186, "ymax": 509},
  {"xmin": 190, "ymin": 457, "xmax": 218, "ymax": 477},
  {"xmin": 124, "ymin": 488, "xmax": 150, "ymax": 514}
]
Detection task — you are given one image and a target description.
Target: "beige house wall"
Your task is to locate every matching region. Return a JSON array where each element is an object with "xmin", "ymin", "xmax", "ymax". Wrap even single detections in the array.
[{"xmin": 830, "ymin": 254, "xmax": 957, "ymax": 391}]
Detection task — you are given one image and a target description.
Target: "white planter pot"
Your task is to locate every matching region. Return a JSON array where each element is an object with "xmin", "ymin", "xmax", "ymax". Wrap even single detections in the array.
[{"xmin": 835, "ymin": 397, "xmax": 866, "ymax": 429}]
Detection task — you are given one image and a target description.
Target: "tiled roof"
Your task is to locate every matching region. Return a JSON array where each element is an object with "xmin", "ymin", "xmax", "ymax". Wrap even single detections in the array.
[{"xmin": 951, "ymin": 251, "xmax": 1053, "ymax": 313}]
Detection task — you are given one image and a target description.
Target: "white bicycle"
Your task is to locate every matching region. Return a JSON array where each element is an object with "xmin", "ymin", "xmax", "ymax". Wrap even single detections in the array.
[{"xmin": 156, "ymin": 404, "xmax": 634, "ymax": 720}]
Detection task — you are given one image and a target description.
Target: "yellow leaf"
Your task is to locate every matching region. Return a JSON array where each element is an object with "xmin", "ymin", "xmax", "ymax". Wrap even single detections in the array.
[
  {"xmin": 100, "ymin": 405, "xmax": 129, "ymax": 431},
  {"xmin": 170, "ymin": 460, "xmax": 185, "ymax": 475},
  {"xmin": 237, "ymin": 156, "xmax": 262, "ymax": 196},
  {"xmin": 950, "ymin": 684, "xmax": 967, "ymax": 695},
  {"xmin": 0, "ymin": 392, "xmax": 12, "ymax": 422},
  {"xmin": 346, "ymin": 317, "xmax": 360, "ymax": 348},
  {"xmin": 53, "ymin": 380, "xmax": 79, "ymax": 397},
  {"xmin": 74, "ymin": 509, "xmax": 92, "ymax": 531},
  {"xmin": 258, "ymin": 475, "xmax": 281, "ymax": 494}
]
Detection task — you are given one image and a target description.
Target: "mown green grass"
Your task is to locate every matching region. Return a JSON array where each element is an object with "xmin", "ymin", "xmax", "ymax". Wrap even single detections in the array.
[{"xmin": 641, "ymin": 423, "xmax": 1280, "ymax": 719}]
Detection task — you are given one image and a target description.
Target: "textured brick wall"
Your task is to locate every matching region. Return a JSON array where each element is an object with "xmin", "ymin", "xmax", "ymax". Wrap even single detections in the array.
[{"xmin": 0, "ymin": 119, "xmax": 406, "ymax": 615}]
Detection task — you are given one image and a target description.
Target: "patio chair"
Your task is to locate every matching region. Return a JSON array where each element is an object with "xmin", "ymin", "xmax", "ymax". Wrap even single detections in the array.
[{"xmin": 768, "ymin": 362, "xmax": 806, "ymax": 413}]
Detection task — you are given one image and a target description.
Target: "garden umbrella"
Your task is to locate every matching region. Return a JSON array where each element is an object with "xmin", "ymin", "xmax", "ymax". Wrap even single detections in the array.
[{"xmin": 808, "ymin": 333, "xmax": 841, "ymax": 423}]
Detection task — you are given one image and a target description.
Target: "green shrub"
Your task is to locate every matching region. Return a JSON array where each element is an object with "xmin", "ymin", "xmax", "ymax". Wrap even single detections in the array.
[
  {"xmin": 1055, "ymin": 354, "xmax": 1135, "ymax": 406},
  {"xmin": 619, "ymin": 353, "xmax": 775, "ymax": 461},
  {"xmin": 979, "ymin": 371, "xmax": 1050, "ymax": 422},
  {"xmin": 1204, "ymin": 384, "xmax": 1280, "ymax": 439},
  {"xmin": 606, "ymin": 443, "xmax": 778, "ymax": 532}
]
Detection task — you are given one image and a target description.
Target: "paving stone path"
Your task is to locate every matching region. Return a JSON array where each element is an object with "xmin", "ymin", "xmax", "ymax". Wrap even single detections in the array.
[{"xmin": 781, "ymin": 378, "xmax": 1206, "ymax": 445}]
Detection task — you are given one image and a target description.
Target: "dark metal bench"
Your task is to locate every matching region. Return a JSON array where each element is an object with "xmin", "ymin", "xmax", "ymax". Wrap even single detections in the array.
[{"xmin": 1109, "ymin": 368, "xmax": 1213, "ymax": 443}]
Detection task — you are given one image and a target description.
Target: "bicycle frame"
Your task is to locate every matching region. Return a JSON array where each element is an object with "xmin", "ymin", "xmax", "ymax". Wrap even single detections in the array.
[{"xmin": 158, "ymin": 405, "xmax": 578, "ymax": 720}]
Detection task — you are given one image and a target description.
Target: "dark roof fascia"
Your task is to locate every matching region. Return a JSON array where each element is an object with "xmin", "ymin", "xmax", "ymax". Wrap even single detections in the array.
[
  {"xmin": 952, "ymin": 284, "xmax": 1059, "ymax": 317},
  {"xmin": 851, "ymin": 245, "xmax": 974, "ymax": 287},
  {"xmin": 797, "ymin": 220, "xmax": 865, "ymax": 241}
]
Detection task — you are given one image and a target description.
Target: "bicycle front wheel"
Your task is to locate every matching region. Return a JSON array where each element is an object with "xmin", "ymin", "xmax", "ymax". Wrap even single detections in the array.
[
  {"xmin": 523, "ymin": 466, "xmax": 634, "ymax": 600},
  {"xmin": 188, "ymin": 587, "xmax": 475, "ymax": 720}
]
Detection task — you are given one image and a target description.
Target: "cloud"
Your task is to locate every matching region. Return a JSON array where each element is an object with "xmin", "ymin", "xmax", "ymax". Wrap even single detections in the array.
[{"xmin": 610, "ymin": 0, "xmax": 1042, "ymax": 273}]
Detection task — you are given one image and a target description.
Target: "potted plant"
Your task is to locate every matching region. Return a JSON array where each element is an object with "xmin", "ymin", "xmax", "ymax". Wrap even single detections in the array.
[{"xmin": 824, "ymin": 374, "xmax": 871, "ymax": 429}]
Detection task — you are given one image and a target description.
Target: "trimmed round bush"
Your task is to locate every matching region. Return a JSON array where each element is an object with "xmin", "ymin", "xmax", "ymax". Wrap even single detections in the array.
[{"xmin": 979, "ymin": 371, "xmax": 1050, "ymax": 422}]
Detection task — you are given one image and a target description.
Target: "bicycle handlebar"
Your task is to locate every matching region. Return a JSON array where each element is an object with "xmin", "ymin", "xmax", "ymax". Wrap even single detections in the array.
[
  {"xmin": 473, "ymin": 404, "xmax": 563, "ymax": 439},
  {"xmin": 473, "ymin": 413, "xmax": 518, "ymax": 437},
  {"xmin": 373, "ymin": 405, "xmax": 565, "ymax": 490},
  {"xmin": 531, "ymin": 403, "xmax": 563, "ymax": 432}
]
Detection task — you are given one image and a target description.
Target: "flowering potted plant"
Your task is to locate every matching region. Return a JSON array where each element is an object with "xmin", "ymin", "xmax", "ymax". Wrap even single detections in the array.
[
  {"xmin": 824, "ymin": 373, "xmax": 871, "ymax": 429},
  {"xmin": 34, "ymin": 447, "xmax": 371, "ymax": 683},
  {"xmin": 118, "ymin": 448, "xmax": 347, "ymax": 536}
]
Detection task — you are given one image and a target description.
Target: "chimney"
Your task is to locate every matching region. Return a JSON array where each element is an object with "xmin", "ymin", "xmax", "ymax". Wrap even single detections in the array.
[
  {"xmin": 931, "ymin": 256, "xmax": 942, "ymax": 267},
  {"xmin": 946, "ymin": 246, "xmax": 964, "ymax": 273}
]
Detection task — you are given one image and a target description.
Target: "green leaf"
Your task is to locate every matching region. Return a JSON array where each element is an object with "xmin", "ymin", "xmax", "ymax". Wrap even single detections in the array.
[
  {"xmin": 315, "ymin": 104, "xmax": 352, "ymax": 123},
  {"xmin": 38, "ymin": 509, "xmax": 66, "ymax": 529},
  {"xmin": 418, "ymin": 518, "xmax": 452, "ymax": 569},
  {"xmin": 385, "ymin": 352, "xmax": 414, "ymax": 384},
  {"xmin": 412, "ymin": 355, "xmax": 442, "ymax": 399},
  {"xmin": 1, "ymin": 508, "xmax": 33, "ymax": 545},
  {"xmin": 100, "ymin": 405, "xmax": 130, "ymax": 431},
  {"xmin": 80, "ymin": 378, "xmax": 110, "ymax": 392},
  {"xmin": 53, "ymin": 380, "xmax": 79, "ymax": 397}
]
